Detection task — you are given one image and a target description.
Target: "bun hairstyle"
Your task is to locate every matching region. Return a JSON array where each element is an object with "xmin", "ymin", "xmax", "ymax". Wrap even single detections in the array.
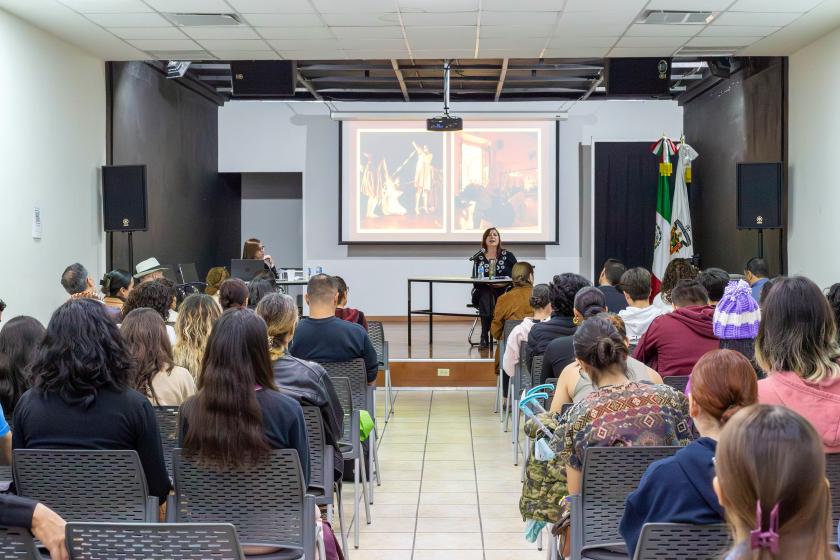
[
  {"xmin": 690, "ymin": 349, "xmax": 758, "ymax": 425},
  {"xmin": 549, "ymin": 273, "xmax": 591, "ymax": 317},
  {"xmin": 573, "ymin": 317, "xmax": 627, "ymax": 384},
  {"xmin": 574, "ymin": 286, "xmax": 607, "ymax": 319},
  {"xmin": 529, "ymin": 284, "xmax": 551, "ymax": 310},
  {"xmin": 100, "ymin": 269, "xmax": 133, "ymax": 298}
]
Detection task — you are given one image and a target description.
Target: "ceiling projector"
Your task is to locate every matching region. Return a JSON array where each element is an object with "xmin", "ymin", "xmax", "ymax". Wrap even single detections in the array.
[{"xmin": 426, "ymin": 115, "xmax": 463, "ymax": 131}]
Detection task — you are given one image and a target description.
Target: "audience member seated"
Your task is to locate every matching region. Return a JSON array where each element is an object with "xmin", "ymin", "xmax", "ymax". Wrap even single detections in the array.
[
  {"xmin": 133, "ymin": 257, "xmax": 167, "ymax": 284},
  {"xmin": 549, "ymin": 313, "xmax": 661, "ymax": 411},
  {"xmin": 652, "ymin": 258, "xmax": 698, "ymax": 313},
  {"xmin": 618, "ymin": 267, "xmax": 663, "ymax": 346},
  {"xmin": 827, "ymin": 283, "xmax": 840, "ymax": 342},
  {"xmin": 333, "ymin": 275, "xmax": 368, "ymax": 331},
  {"xmin": 743, "ymin": 257, "xmax": 770, "ymax": 302},
  {"xmin": 121, "ymin": 308, "xmax": 196, "ymax": 407},
  {"xmin": 755, "ymin": 275, "xmax": 840, "ymax": 452},
  {"xmin": 698, "ymin": 267, "xmax": 730, "ymax": 305},
  {"xmin": 13, "ymin": 299, "xmax": 170, "ymax": 502},
  {"xmin": 714, "ymin": 280, "xmax": 762, "ymax": 375},
  {"xmin": 0, "ymin": 495, "xmax": 67, "ymax": 560},
  {"xmin": 290, "ymin": 274, "xmax": 378, "ymax": 384},
  {"xmin": 502, "ymin": 283, "xmax": 551, "ymax": 402},
  {"xmin": 121, "ymin": 279, "xmax": 177, "ymax": 344},
  {"xmin": 597, "ymin": 258, "xmax": 627, "ymax": 312},
  {"xmin": 543, "ymin": 287, "xmax": 607, "ymax": 381},
  {"xmin": 714, "ymin": 405, "xmax": 838, "ymax": 560},
  {"xmin": 219, "ymin": 278, "xmax": 249, "ymax": 311},
  {"xmin": 179, "ymin": 308, "xmax": 309, "ymax": 486},
  {"xmin": 173, "ymin": 294, "xmax": 221, "ymax": 382},
  {"xmin": 204, "ymin": 266, "xmax": 229, "ymax": 305},
  {"xmin": 247, "ymin": 277, "xmax": 277, "ymax": 310},
  {"xmin": 526, "ymin": 273, "xmax": 589, "ymax": 373},
  {"xmin": 257, "ymin": 293, "xmax": 344, "ymax": 480},
  {"xmin": 155, "ymin": 277, "xmax": 179, "ymax": 325},
  {"xmin": 633, "ymin": 279, "xmax": 718, "ymax": 377},
  {"xmin": 0, "ymin": 316, "xmax": 45, "ymax": 414},
  {"xmin": 61, "ymin": 263, "xmax": 120, "ymax": 321},
  {"xmin": 100, "ymin": 269, "xmax": 134, "ymax": 314},
  {"xmin": 555, "ymin": 317, "xmax": 693, "ymax": 497},
  {"xmin": 620, "ymin": 349, "xmax": 758, "ymax": 557},
  {"xmin": 490, "ymin": 261, "xmax": 534, "ymax": 342}
]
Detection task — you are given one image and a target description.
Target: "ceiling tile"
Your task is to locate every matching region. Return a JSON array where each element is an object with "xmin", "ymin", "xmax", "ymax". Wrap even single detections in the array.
[
  {"xmin": 144, "ymin": 0, "xmax": 231, "ymax": 11},
  {"xmin": 729, "ymin": 0, "xmax": 823, "ymax": 12},
  {"xmin": 182, "ymin": 26, "xmax": 260, "ymax": 39},
  {"xmin": 565, "ymin": 0, "xmax": 646, "ymax": 12},
  {"xmin": 481, "ymin": 0, "xmax": 566, "ymax": 11},
  {"xmin": 398, "ymin": 0, "xmax": 479, "ymax": 12},
  {"xmin": 312, "ymin": 0, "xmax": 398, "ymax": 12},
  {"xmin": 478, "ymin": 48, "xmax": 542, "ymax": 57},
  {"xmin": 646, "ymin": 0, "xmax": 731, "ymax": 9},
  {"xmin": 712, "ymin": 12, "xmax": 802, "ymax": 26},
  {"xmin": 196, "ymin": 39, "xmax": 272, "ymax": 50},
  {"xmin": 558, "ymin": 11, "xmax": 637, "ymax": 25},
  {"xmin": 608, "ymin": 46, "xmax": 679, "ymax": 56},
  {"xmin": 410, "ymin": 48, "xmax": 475, "ymax": 58},
  {"xmin": 240, "ymin": 13, "xmax": 325, "ymax": 26},
  {"xmin": 625, "ymin": 23, "xmax": 701, "ymax": 37},
  {"xmin": 329, "ymin": 26, "xmax": 404, "ymax": 38},
  {"xmin": 87, "ymin": 12, "xmax": 172, "ymax": 26},
  {"xmin": 336, "ymin": 38, "xmax": 406, "ymax": 51},
  {"xmin": 267, "ymin": 38, "xmax": 341, "ymax": 49},
  {"xmin": 481, "ymin": 11, "xmax": 561, "ymax": 26},
  {"xmin": 554, "ymin": 22, "xmax": 629, "ymax": 35},
  {"xmin": 699, "ymin": 25, "xmax": 775, "ymax": 36},
  {"xmin": 58, "ymin": 0, "xmax": 152, "ymax": 13},
  {"xmin": 548, "ymin": 36, "xmax": 617, "ymax": 47},
  {"xmin": 542, "ymin": 47, "xmax": 610, "ymax": 57},
  {"xmin": 406, "ymin": 28, "xmax": 475, "ymax": 49},
  {"xmin": 226, "ymin": 0, "xmax": 315, "ymax": 13},
  {"xmin": 146, "ymin": 49, "xmax": 213, "ymax": 59},
  {"xmin": 402, "ymin": 12, "xmax": 477, "ymax": 26},
  {"xmin": 211, "ymin": 50, "xmax": 281, "ymax": 59},
  {"xmin": 616, "ymin": 35, "xmax": 687, "ymax": 47},
  {"xmin": 481, "ymin": 25, "xmax": 555, "ymax": 38},
  {"xmin": 687, "ymin": 36, "xmax": 762, "ymax": 46},
  {"xmin": 257, "ymin": 26, "xmax": 335, "ymax": 39},
  {"xmin": 275, "ymin": 49, "xmax": 348, "ymax": 59},
  {"xmin": 109, "ymin": 26, "xmax": 186, "ymax": 39},
  {"xmin": 346, "ymin": 48, "xmax": 410, "ymax": 58},
  {"xmin": 479, "ymin": 37, "xmax": 548, "ymax": 50},
  {"xmin": 126, "ymin": 38, "xmax": 203, "ymax": 50},
  {"xmin": 319, "ymin": 13, "xmax": 399, "ymax": 26}
]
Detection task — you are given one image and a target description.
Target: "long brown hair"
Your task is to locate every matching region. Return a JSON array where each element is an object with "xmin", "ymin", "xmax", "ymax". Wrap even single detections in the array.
[
  {"xmin": 182, "ymin": 308, "xmax": 277, "ymax": 470},
  {"xmin": 120, "ymin": 308, "xmax": 173, "ymax": 405},
  {"xmin": 716, "ymin": 405, "xmax": 832, "ymax": 560},
  {"xmin": 690, "ymin": 349, "xmax": 758, "ymax": 425},
  {"xmin": 242, "ymin": 238, "xmax": 262, "ymax": 260},
  {"xmin": 481, "ymin": 227, "xmax": 502, "ymax": 253}
]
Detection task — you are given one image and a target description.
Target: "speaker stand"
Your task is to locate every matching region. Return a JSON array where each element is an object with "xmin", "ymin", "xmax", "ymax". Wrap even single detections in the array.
[
  {"xmin": 127, "ymin": 231, "xmax": 134, "ymax": 273},
  {"xmin": 756, "ymin": 229, "xmax": 764, "ymax": 259}
]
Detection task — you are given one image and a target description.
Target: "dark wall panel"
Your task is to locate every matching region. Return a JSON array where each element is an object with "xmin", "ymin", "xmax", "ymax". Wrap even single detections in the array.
[
  {"xmin": 107, "ymin": 62, "xmax": 240, "ymax": 280},
  {"xmin": 682, "ymin": 58, "xmax": 786, "ymax": 275}
]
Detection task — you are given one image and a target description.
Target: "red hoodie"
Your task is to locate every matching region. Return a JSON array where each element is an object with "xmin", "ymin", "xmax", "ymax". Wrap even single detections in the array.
[{"xmin": 632, "ymin": 305, "xmax": 718, "ymax": 377}]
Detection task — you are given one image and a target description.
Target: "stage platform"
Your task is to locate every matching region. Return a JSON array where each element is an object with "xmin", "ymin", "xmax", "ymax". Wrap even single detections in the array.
[{"xmin": 373, "ymin": 318, "xmax": 497, "ymax": 388}]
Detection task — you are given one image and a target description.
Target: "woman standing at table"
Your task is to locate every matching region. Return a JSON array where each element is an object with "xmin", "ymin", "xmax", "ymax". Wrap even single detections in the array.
[
  {"xmin": 471, "ymin": 227, "xmax": 517, "ymax": 348},
  {"xmin": 242, "ymin": 238, "xmax": 279, "ymax": 281}
]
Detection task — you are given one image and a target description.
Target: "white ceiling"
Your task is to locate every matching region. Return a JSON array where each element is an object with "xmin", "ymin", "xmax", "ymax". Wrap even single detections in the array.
[{"xmin": 1, "ymin": 0, "xmax": 840, "ymax": 60}]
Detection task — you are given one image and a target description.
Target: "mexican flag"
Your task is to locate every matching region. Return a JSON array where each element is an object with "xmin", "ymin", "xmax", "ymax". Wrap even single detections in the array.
[{"xmin": 651, "ymin": 136, "xmax": 677, "ymax": 296}]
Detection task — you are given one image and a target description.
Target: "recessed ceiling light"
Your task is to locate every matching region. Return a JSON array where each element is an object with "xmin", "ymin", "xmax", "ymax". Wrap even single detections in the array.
[
  {"xmin": 166, "ymin": 13, "xmax": 241, "ymax": 27},
  {"xmin": 638, "ymin": 10, "xmax": 719, "ymax": 25}
]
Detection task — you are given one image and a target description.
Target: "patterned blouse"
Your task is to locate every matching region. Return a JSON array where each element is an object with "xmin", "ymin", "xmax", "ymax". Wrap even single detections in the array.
[
  {"xmin": 474, "ymin": 249, "xmax": 517, "ymax": 278},
  {"xmin": 555, "ymin": 381, "xmax": 693, "ymax": 471}
]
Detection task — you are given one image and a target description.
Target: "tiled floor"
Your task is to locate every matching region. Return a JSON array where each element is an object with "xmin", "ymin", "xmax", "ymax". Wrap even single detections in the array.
[{"xmin": 340, "ymin": 389, "xmax": 546, "ymax": 560}]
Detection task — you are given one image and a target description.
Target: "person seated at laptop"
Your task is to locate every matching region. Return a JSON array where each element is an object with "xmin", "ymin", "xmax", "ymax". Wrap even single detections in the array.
[
  {"xmin": 290, "ymin": 274, "xmax": 378, "ymax": 384},
  {"xmin": 333, "ymin": 276, "xmax": 368, "ymax": 331},
  {"xmin": 243, "ymin": 238, "xmax": 279, "ymax": 280}
]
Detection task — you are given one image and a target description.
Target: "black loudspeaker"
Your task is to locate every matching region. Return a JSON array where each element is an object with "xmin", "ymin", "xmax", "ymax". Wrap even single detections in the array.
[
  {"xmin": 102, "ymin": 165, "xmax": 148, "ymax": 232},
  {"xmin": 606, "ymin": 58, "xmax": 672, "ymax": 96},
  {"xmin": 736, "ymin": 162, "xmax": 783, "ymax": 229},
  {"xmin": 230, "ymin": 61, "xmax": 296, "ymax": 97}
]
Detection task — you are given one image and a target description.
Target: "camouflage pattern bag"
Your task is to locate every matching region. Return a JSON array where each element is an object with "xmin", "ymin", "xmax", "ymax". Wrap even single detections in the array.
[{"xmin": 519, "ymin": 411, "xmax": 568, "ymax": 524}]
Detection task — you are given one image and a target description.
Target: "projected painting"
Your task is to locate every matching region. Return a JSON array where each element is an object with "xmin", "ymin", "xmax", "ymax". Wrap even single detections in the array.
[{"xmin": 341, "ymin": 120, "xmax": 556, "ymax": 243}]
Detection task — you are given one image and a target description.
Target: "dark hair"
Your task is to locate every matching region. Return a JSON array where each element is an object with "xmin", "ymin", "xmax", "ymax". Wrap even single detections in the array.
[
  {"xmin": 691, "ymin": 349, "xmax": 758, "ymax": 425},
  {"xmin": 529, "ymin": 284, "xmax": 551, "ymax": 309},
  {"xmin": 827, "ymin": 283, "xmax": 840, "ymax": 338},
  {"xmin": 121, "ymin": 279, "xmax": 172, "ymax": 321},
  {"xmin": 219, "ymin": 278, "xmax": 249, "ymax": 310},
  {"xmin": 670, "ymin": 279, "xmax": 709, "ymax": 307},
  {"xmin": 242, "ymin": 238, "xmax": 263, "ymax": 260},
  {"xmin": 661, "ymin": 258, "xmax": 698, "ymax": 304},
  {"xmin": 100, "ymin": 270, "xmax": 133, "ymax": 299},
  {"xmin": 61, "ymin": 263, "xmax": 89, "ymax": 295},
  {"xmin": 307, "ymin": 273, "xmax": 337, "ymax": 305},
  {"xmin": 549, "ymin": 273, "xmax": 591, "ymax": 317},
  {"xmin": 759, "ymin": 277, "xmax": 775, "ymax": 306},
  {"xmin": 182, "ymin": 308, "xmax": 276, "ymax": 470},
  {"xmin": 620, "ymin": 267, "xmax": 652, "ymax": 301},
  {"xmin": 0, "ymin": 299, "xmax": 5, "ymax": 313},
  {"xmin": 120, "ymin": 308, "xmax": 173, "ymax": 405},
  {"xmin": 598, "ymin": 312, "xmax": 627, "ymax": 340},
  {"xmin": 0, "ymin": 316, "xmax": 45, "ymax": 413},
  {"xmin": 31, "ymin": 299, "xmax": 133, "ymax": 407},
  {"xmin": 573, "ymin": 316, "xmax": 627, "ymax": 385},
  {"xmin": 574, "ymin": 286, "xmax": 607, "ymax": 319},
  {"xmin": 247, "ymin": 278, "xmax": 276, "ymax": 310},
  {"xmin": 698, "ymin": 267, "xmax": 730, "ymax": 302},
  {"xmin": 332, "ymin": 276, "xmax": 348, "ymax": 299},
  {"xmin": 602, "ymin": 259, "xmax": 626, "ymax": 286},
  {"xmin": 481, "ymin": 227, "xmax": 502, "ymax": 253},
  {"xmin": 745, "ymin": 257, "xmax": 770, "ymax": 278}
]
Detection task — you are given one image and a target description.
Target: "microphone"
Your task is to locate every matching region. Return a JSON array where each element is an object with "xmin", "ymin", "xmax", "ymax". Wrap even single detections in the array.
[{"xmin": 468, "ymin": 248, "xmax": 485, "ymax": 262}]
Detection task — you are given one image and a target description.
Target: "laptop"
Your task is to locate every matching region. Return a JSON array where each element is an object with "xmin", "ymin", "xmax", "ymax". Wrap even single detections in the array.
[
  {"xmin": 230, "ymin": 259, "xmax": 265, "ymax": 282},
  {"xmin": 179, "ymin": 262, "xmax": 199, "ymax": 284}
]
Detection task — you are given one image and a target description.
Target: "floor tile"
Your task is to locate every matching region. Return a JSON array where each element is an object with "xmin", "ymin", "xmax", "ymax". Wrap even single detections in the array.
[
  {"xmin": 413, "ymin": 551, "xmax": 483, "ymax": 560},
  {"xmin": 413, "ymin": 532, "xmax": 483, "ymax": 549},
  {"xmin": 417, "ymin": 516, "xmax": 481, "ymax": 533}
]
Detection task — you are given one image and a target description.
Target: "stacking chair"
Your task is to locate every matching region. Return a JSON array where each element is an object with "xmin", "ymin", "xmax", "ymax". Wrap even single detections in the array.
[
  {"xmin": 367, "ymin": 320, "xmax": 395, "ymax": 420},
  {"xmin": 154, "ymin": 405, "xmax": 180, "ymax": 480},
  {"xmin": 301, "ymin": 405, "xmax": 349, "ymax": 556},
  {"xmin": 171, "ymin": 448, "xmax": 322, "ymax": 560},
  {"xmin": 568, "ymin": 446, "xmax": 680, "ymax": 560},
  {"xmin": 13, "ymin": 449, "xmax": 158, "ymax": 522},
  {"xmin": 825, "ymin": 453, "xmax": 840, "ymax": 530},
  {"xmin": 67, "ymin": 522, "xmax": 246, "ymax": 560},
  {"xmin": 503, "ymin": 341, "xmax": 535, "ymax": 433},
  {"xmin": 512, "ymin": 354, "xmax": 542, "ymax": 466},
  {"xmin": 633, "ymin": 523, "xmax": 730, "ymax": 560},
  {"xmin": 0, "ymin": 526, "xmax": 39, "ymax": 559},
  {"xmin": 496, "ymin": 319, "xmax": 523, "ymax": 415},
  {"xmin": 329, "ymin": 377, "xmax": 369, "ymax": 550},
  {"xmin": 662, "ymin": 375, "xmax": 690, "ymax": 394}
]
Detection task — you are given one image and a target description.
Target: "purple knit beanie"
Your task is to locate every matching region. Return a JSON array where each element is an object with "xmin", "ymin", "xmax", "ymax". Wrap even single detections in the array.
[{"xmin": 713, "ymin": 280, "xmax": 760, "ymax": 339}]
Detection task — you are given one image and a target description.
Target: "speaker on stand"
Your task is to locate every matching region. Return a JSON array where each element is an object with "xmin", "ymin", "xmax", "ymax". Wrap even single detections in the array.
[
  {"xmin": 102, "ymin": 164, "xmax": 148, "ymax": 273},
  {"xmin": 736, "ymin": 162, "xmax": 783, "ymax": 259}
]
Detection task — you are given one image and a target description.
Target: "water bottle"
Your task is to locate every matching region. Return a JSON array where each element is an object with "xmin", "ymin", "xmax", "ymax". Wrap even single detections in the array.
[
  {"xmin": 489, "ymin": 259, "xmax": 496, "ymax": 280},
  {"xmin": 478, "ymin": 263, "xmax": 485, "ymax": 278}
]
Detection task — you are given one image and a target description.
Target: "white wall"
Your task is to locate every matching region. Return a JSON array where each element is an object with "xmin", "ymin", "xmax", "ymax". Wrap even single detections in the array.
[
  {"xmin": 219, "ymin": 99, "xmax": 682, "ymax": 315},
  {"xmin": 788, "ymin": 27, "xmax": 840, "ymax": 289},
  {"xmin": 0, "ymin": 9, "xmax": 105, "ymax": 324}
]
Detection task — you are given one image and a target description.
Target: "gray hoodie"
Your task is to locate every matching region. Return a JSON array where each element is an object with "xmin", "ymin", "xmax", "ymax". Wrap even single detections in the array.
[{"xmin": 619, "ymin": 305, "xmax": 664, "ymax": 344}]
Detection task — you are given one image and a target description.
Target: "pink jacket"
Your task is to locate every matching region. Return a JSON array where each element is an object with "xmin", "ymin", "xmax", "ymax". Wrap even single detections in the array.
[{"xmin": 758, "ymin": 371, "xmax": 840, "ymax": 453}]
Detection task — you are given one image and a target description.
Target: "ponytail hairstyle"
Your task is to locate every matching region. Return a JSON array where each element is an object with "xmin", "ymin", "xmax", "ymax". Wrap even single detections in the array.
[
  {"xmin": 255, "ymin": 293, "xmax": 299, "ymax": 361},
  {"xmin": 529, "ymin": 284, "xmax": 551, "ymax": 310},
  {"xmin": 690, "ymin": 349, "xmax": 758, "ymax": 425},
  {"xmin": 572, "ymin": 316, "xmax": 628, "ymax": 386},
  {"xmin": 716, "ymin": 405, "xmax": 832, "ymax": 560},
  {"xmin": 574, "ymin": 286, "xmax": 607, "ymax": 319},
  {"xmin": 597, "ymin": 312, "xmax": 628, "ymax": 345},
  {"xmin": 100, "ymin": 269, "xmax": 133, "ymax": 300}
]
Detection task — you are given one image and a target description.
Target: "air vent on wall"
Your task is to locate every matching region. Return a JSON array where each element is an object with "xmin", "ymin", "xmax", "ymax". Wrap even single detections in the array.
[
  {"xmin": 166, "ymin": 13, "xmax": 241, "ymax": 26},
  {"xmin": 638, "ymin": 10, "xmax": 716, "ymax": 25}
]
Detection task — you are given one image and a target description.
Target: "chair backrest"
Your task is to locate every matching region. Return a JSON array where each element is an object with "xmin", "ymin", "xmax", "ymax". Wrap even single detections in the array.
[
  {"xmin": 633, "ymin": 523, "xmax": 731, "ymax": 560},
  {"xmin": 321, "ymin": 358, "xmax": 369, "ymax": 414},
  {"xmin": 67, "ymin": 522, "xmax": 245, "ymax": 560},
  {"xmin": 825, "ymin": 453, "xmax": 840, "ymax": 529},
  {"xmin": 580, "ymin": 446, "xmax": 680, "ymax": 551},
  {"xmin": 501, "ymin": 319, "xmax": 523, "ymax": 358},
  {"xmin": 154, "ymin": 406, "xmax": 180, "ymax": 479},
  {"xmin": 14, "ymin": 449, "xmax": 150, "ymax": 522},
  {"xmin": 332, "ymin": 377, "xmax": 354, "ymax": 446},
  {"xmin": 531, "ymin": 355, "xmax": 544, "ymax": 387},
  {"xmin": 662, "ymin": 376, "xmax": 690, "ymax": 394},
  {"xmin": 173, "ymin": 448, "xmax": 307, "ymax": 551},
  {"xmin": 517, "ymin": 341, "xmax": 534, "ymax": 395},
  {"xmin": 367, "ymin": 321, "xmax": 386, "ymax": 366},
  {"xmin": 0, "ymin": 526, "xmax": 39, "ymax": 559},
  {"xmin": 301, "ymin": 405, "xmax": 327, "ymax": 493}
]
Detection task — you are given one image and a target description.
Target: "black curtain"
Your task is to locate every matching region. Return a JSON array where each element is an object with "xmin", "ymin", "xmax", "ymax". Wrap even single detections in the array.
[{"xmin": 593, "ymin": 142, "xmax": 674, "ymax": 279}]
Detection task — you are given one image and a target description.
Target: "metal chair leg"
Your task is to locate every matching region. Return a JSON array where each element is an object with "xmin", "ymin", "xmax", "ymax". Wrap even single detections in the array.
[
  {"xmin": 353, "ymin": 457, "xmax": 361, "ymax": 548},
  {"xmin": 494, "ymin": 369, "xmax": 502, "ymax": 414},
  {"xmin": 334, "ymin": 484, "xmax": 349, "ymax": 560},
  {"xmin": 538, "ymin": 526, "xmax": 543, "ymax": 551},
  {"xmin": 360, "ymin": 453, "xmax": 371, "ymax": 524}
]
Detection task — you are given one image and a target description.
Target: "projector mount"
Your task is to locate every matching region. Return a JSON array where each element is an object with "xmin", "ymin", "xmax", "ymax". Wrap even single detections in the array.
[{"xmin": 427, "ymin": 59, "xmax": 463, "ymax": 131}]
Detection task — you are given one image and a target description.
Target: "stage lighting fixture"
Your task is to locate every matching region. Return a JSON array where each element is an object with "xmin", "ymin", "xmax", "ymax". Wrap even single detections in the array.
[{"xmin": 166, "ymin": 60, "xmax": 191, "ymax": 79}]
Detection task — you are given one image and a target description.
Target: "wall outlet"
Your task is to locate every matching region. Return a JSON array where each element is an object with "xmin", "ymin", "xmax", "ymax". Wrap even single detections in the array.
[{"xmin": 437, "ymin": 368, "xmax": 450, "ymax": 377}]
